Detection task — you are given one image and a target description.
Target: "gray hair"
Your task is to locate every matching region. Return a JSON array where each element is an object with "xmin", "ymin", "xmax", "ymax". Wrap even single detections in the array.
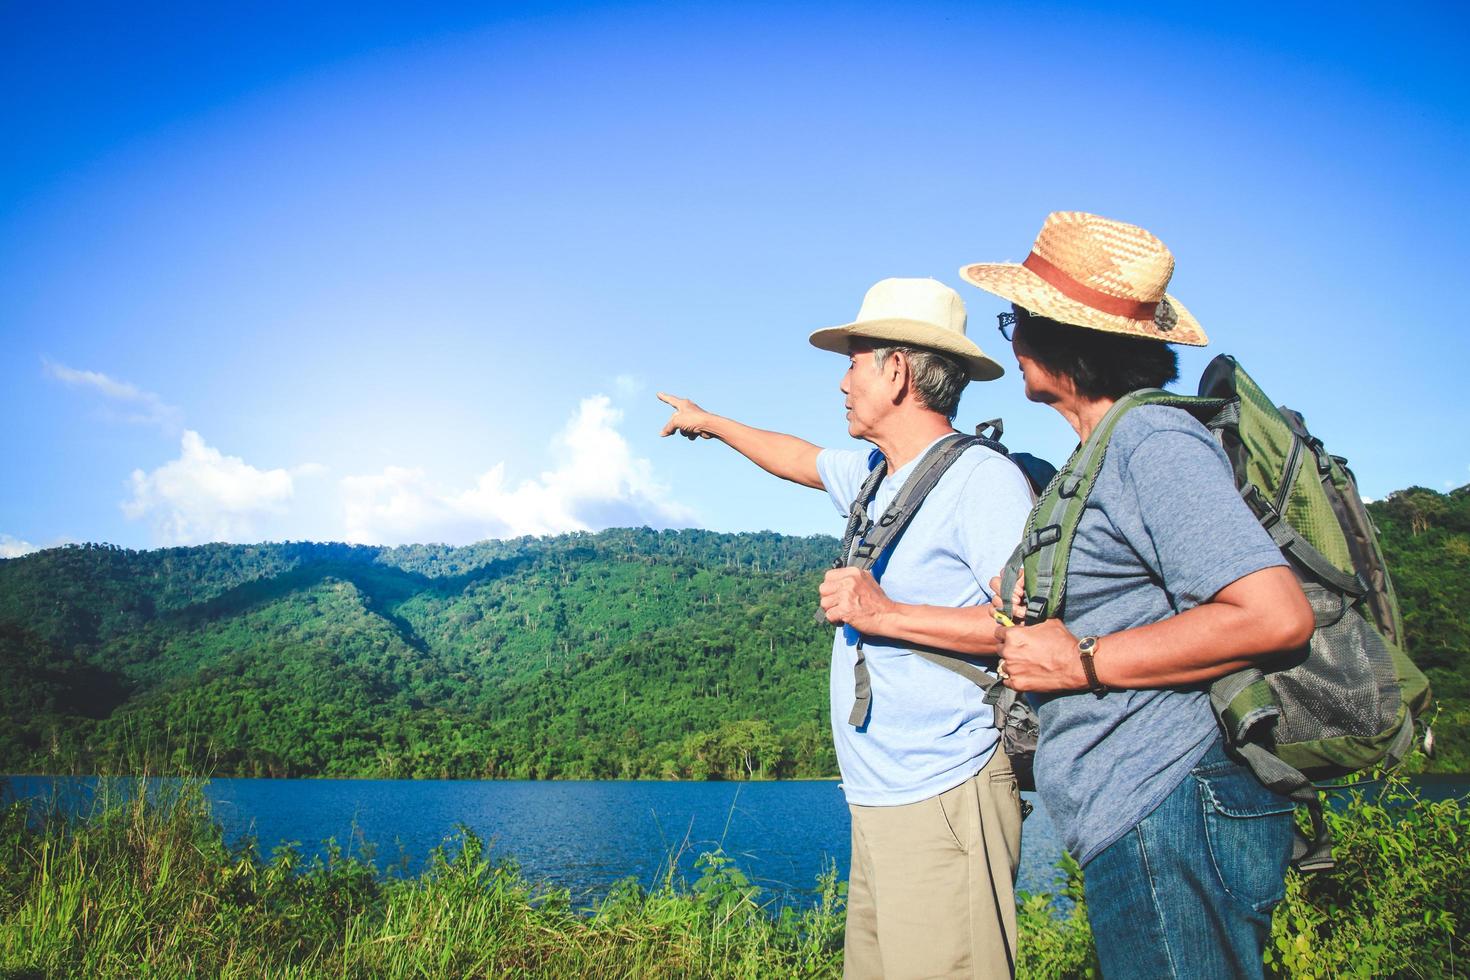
[{"xmin": 871, "ymin": 345, "xmax": 968, "ymax": 420}]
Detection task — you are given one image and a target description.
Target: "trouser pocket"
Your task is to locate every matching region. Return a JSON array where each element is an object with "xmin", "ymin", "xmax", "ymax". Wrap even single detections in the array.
[{"xmin": 1194, "ymin": 756, "xmax": 1295, "ymax": 913}]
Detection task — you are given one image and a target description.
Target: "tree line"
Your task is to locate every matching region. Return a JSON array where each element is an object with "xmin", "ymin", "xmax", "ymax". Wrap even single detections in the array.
[{"xmin": 0, "ymin": 491, "xmax": 1465, "ymax": 779}]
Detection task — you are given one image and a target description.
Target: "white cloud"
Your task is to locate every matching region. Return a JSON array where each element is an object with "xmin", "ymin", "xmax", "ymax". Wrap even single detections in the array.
[
  {"xmin": 0, "ymin": 534, "xmax": 38, "ymax": 559},
  {"xmin": 122, "ymin": 431, "xmax": 298, "ymax": 545},
  {"xmin": 43, "ymin": 358, "xmax": 182, "ymax": 430},
  {"xmin": 341, "ymin": 395, "xmax": 696, "ymax": 545},
  {"xmin": 613, "ymin": 374, "xmax": 643, "ymax": 398}
]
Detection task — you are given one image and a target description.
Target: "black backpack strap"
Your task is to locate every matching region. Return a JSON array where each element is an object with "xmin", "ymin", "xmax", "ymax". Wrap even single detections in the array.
[
  {"xmin": 1239, "ymin": 484, "xmax": 1369, "ymax": 598},
  {"xmin": 836, "ymin": 433, "xmax": 978, "ymax": 727}
]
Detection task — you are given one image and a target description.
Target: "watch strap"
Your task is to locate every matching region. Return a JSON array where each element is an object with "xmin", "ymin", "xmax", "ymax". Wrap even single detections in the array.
[{"xmin": 1078, "ymin": 635, "xmax": 1107, "ymax": 697}]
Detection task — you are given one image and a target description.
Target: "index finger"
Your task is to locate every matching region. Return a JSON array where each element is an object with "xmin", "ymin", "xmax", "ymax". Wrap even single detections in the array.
[{"xmin": 656, "ymin": 392, "xmax": 685, "ymax": 409}]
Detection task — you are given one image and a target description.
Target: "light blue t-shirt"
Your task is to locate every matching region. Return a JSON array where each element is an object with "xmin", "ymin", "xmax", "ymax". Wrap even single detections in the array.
[
  {"xmin": 817, "ymin": 435, "xmax": 1034, "ymax": 806},
  {"xmin": 1032, "ymin": 406, "xmax": 1287, "ymax": 866}
]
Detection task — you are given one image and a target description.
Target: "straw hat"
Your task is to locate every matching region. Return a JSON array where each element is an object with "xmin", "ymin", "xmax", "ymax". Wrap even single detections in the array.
[
  {"xmin": 958, "ymin": 211, "xmax": 1208, "ymax": 346},
  {"xmin": 808, "ymin": 277, "xmax": 1005, "ymax": 382}
]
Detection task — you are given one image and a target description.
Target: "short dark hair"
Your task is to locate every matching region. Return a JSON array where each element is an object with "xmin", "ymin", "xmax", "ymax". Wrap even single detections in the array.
[{"xmin": 1012, "ymin": 305, "xmax": 1179, "ymax": 400}]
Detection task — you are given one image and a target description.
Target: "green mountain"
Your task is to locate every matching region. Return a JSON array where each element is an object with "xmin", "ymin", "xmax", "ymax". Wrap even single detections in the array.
[
  {"xmin": 0, "ymin": 530, "xmax": 838, "ymax": 780},
  {"xmin": 1, "ymin": 487, "xmax": 1466, "ymax": 779},
  {"xmin": 1366, "ymin": 486, "xmax": 1470, "ymax": 770}
]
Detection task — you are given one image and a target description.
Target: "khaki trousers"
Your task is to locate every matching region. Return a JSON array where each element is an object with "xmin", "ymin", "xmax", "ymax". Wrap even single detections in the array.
[{"xmin": 844, "ymin": 748, "xmax": 1023, "ymax": 979}]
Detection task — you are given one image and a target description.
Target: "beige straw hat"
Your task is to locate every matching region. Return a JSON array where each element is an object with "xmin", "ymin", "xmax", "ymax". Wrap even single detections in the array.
[
  {"xmin": 958, "ymin": 211, "xmax": 1208, "ymax": 346},
  {"xmin": 808, "ymin": 277, "xmax": 1005, "ymax": 382}
]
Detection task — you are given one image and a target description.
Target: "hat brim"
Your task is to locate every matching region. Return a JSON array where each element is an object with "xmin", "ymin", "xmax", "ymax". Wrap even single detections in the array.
[
  {"xmin": 958, "ymin": 262, "xmax": 1208, "ymax": 346},
  {"xmin": 808, "ymin": 317, "xmax": 1005, "ymax": 382}
]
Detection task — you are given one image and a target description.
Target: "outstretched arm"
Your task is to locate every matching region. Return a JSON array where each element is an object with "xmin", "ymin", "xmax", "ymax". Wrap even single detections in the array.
[{"xmin": 658, "ymin": 392, "xmax": 823, "ymax": 489}]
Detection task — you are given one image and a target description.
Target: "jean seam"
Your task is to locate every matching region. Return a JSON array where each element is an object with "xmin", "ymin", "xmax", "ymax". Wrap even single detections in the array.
[{"xmin": 1133, "ymin": 825, "xmax": 1182, "ymax": 977}]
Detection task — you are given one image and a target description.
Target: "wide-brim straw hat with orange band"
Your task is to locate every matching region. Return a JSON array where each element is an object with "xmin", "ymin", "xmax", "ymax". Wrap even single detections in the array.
[
  {"xmin": 958, "ymin": 211, "xmax": 1209, "ymax": 346},
  {"xmin": 809, "ymin": 277, "xmax": 1006, "ymax": 382}
]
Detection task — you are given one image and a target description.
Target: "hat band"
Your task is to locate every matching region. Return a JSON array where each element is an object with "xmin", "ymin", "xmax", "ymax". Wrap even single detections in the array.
[{"xmin": 1022, "ymin": 251, "xmax": 1159, "ymax": 321}]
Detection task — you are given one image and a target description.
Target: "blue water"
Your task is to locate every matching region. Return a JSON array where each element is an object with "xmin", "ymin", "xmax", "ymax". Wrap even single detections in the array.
[
  {"xmin": 7, "ymin": 775, "xmax": 1461, "ymax": 910},
  {"xmin": 0, "ymin": 776, "xmax": 1069, "ymax": 909}
]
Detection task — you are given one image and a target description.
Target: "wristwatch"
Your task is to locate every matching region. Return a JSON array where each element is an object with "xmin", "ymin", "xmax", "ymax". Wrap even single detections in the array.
[{"xmin": 1078, "ymin": 635, "xmax": 1107, "ymax": 697}]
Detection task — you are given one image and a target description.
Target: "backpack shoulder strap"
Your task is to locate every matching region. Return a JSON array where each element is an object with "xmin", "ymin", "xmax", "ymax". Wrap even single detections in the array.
[
  {"xmin": 821, "ymin": 433, "xmax": 976, "ymax": 638},
  {"xmin": 999, "ymin": 389, "xmax": 1231, "ymax": 622},
  {"xmin": 834, "ymin": 453, "xmax": 889, "ymax": 570},
  {"xmin": 844, "ymin": 432, "xmax": 978, "ymax": 572},
  {"xmin": 830, "ymin": 433, "xmax": 978, "ymax": 728}
]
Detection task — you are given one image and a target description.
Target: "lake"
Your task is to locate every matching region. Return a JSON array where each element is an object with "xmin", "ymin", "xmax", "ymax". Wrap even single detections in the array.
[
  {"xmin": 1, "ymin": 776, "xmax": 1070, "ymax": 908},
  {"xmin": 4, "ymin": 775, "xmax": 1463, "ymax": 911}
]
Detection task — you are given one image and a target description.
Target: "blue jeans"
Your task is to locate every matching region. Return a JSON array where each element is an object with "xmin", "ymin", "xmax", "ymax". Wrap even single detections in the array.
[{"xmin": 1083, "ymin": 738, "xmax": 1295, "ymax": 979}]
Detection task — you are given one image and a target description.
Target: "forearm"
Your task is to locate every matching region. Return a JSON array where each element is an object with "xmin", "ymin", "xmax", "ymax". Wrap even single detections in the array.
[
  {"xmin": 868, "ymin": 602, "xmax": 1002, "ymax": 656},
  {"xmin": 1091, "ymin": 601, "xmax": 1305, "ymax": 689},
  {"xmin": 997, "ymin": 566, "xmax": 1314, "ymax": 694},
  {"xmin": 699, "ymin": 415, "xmax": 823, "ymax": 489}
]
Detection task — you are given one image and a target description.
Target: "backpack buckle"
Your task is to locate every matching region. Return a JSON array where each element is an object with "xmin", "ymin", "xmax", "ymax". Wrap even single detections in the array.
[
  {"xmin": 1058, "ymin": 475, "xmax": 1084, "ymax": 498},
  {"xmin": 1024, "ymin": 525, "xmax": 1062, "ymax": 554},
  {"xmin": 1026, "ymin": 595, "xmax": 1049, "ymax": 619},
  {"xmin": 1306, "ymin": 436, "xmax": 1332, "ymax": 475},
  {"xmin": 1242, "ymin": 485, "xmax": 1280, "ymax": 527}
]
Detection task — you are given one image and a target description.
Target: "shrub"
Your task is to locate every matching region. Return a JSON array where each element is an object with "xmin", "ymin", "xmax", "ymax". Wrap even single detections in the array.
[{"xmin": 1267, "ymin": 776, "xmax": 1468, "ymax": 977}]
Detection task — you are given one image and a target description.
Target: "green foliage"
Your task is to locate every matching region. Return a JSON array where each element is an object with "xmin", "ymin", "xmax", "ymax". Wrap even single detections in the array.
[
  {"xmin": 1367, "ymin": 486, "xmax": 1470, "ymax": 772},
  {"xmin": 0, "ymin": 488, "xmax": 1464, "ymax": 780},
  {"xmin": 0, "ymin": 779, "xmax": 846, "ymax": 978},
  {"xmin": 2, "ymin": 775, "xmax": 1463, "ymax": 977},
  {"xmin": 0, "ymin": 530, "xmax": 839, "ymax": 780},
  {"xmin": 1266, "ymin": 774, "xmax": 1469, "ymax": 978},
  {"xmin": 1016, "ymin": 852, "xmax": 1098, "ymax": 978}
]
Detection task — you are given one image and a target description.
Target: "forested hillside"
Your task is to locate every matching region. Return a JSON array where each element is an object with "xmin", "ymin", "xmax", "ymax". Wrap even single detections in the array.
[
  {"xmin": 1, "ymin": 486, "xmax": 1466, "ymax": 779},
  {"xmin": 1367, "ymin": 486, "xmax": 1470, "ymax": 770},
  {"xmin": 0, "ymin": 530, "xmax": 838, "ymax": 779}
]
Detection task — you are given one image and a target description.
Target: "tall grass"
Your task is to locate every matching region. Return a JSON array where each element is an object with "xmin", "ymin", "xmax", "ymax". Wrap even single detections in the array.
[
  {"xmin": 0, "ymin": 777, "xmax": 843, "ymax": 978},
  {"xmin": 1, "ymin": 773, "xmax": 1464, "ymax": 978}
]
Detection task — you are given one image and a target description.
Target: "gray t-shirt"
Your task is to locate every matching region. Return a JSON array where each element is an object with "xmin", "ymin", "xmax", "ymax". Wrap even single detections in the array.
[{"xmin": 1033, "ymin": 405, "xmax": 1286, "ymax": 866}]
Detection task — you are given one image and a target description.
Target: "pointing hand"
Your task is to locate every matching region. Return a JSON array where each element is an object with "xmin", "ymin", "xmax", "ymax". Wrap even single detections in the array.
[{"xmin": 658, "ymin": 392, "xmax": 715, "ymax": 440}]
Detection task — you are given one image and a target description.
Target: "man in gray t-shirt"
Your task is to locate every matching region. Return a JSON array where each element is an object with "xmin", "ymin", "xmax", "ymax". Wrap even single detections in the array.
[
  {"xmin": 1029, "ymin": 404, "xmax": 1287, "ymax": 866},
  {"xmin": 960, "ymin": 210, "xmax": 1314, "ymax": 978}
]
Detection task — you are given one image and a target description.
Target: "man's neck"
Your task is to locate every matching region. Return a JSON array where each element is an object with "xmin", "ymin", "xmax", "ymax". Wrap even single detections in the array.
[{"xmin": 870, "ymin": 412, "xmax": 957, "ymax": 473}]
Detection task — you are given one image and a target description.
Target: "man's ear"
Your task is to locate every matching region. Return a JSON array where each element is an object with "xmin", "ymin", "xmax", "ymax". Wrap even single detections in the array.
[{"xmin": 885, "ymin": 349, "xmax": 910, "ymax": 402}]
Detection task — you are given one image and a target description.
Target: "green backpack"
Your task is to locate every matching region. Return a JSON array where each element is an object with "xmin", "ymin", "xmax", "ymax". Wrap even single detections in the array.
[{"xmin": 998, "ymin": 354, "xmax": 1433, "ymax": 872}]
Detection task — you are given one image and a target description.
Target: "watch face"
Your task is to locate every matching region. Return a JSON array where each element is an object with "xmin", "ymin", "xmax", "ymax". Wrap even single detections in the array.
[{"xmin": 1079, "ymin": 635, "xmax": 1098, "ymax": 654}]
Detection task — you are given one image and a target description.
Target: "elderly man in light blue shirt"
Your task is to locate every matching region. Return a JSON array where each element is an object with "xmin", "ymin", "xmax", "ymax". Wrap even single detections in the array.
[{"xmin": 659, "ymin": 277, "xmax": 1032, "ymax": 978}]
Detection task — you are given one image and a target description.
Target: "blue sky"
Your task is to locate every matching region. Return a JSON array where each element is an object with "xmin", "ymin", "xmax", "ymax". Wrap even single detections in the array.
[{"xmin": 3, "ymin": 1, "xmax": 1468, "ymax": 555}]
